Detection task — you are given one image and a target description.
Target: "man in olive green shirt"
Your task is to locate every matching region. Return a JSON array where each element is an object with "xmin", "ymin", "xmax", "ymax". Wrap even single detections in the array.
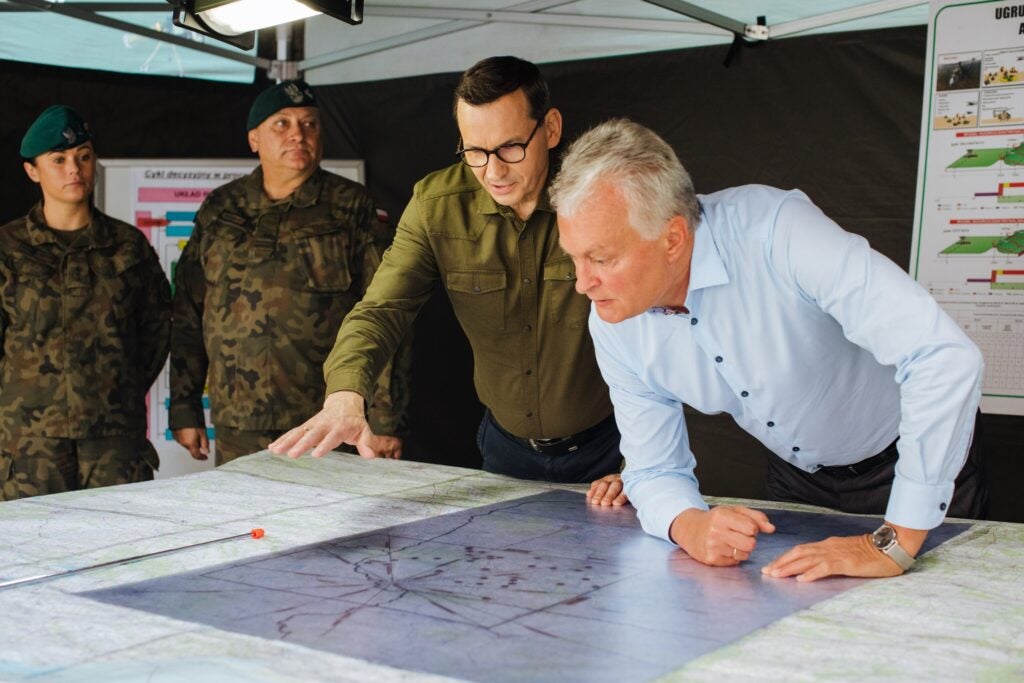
[{"xmin": 271, "ymin": 57, "xmax": 625, "ymax": 504}]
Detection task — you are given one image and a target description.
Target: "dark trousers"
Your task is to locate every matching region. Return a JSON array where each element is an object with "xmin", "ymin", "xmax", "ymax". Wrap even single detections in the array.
[
  {"xmin": 765, "ymin": 415, "xmax": 989, "ymax": 520},
  {"xmin": 476, "ymin": 410, "xmax": 624, "ymax": 484}
]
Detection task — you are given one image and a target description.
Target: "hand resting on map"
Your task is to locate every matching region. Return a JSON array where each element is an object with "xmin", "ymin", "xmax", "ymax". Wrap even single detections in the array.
[{"xmin": 671, "ymin": 506, "xmax": 927, "ymax": 581}]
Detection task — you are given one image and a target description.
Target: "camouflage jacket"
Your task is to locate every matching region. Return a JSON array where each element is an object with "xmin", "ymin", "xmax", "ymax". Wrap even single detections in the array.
[
  {"xmin": 0, "ymin": 204, "xmax": 172, "ymax": 439},
  {"xmin": 169, "ymin": 167, "xmax": 410, "ymax": 435}
]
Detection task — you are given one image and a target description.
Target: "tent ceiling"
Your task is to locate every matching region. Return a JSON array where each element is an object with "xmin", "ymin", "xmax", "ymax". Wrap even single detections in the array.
[
  {"xmin": 303, "ymin": 0, "xmax": 929, "ymax": 84},
  {"xmin": 0, "ymin": 1, "xmax": 928, "ymax": 84}
]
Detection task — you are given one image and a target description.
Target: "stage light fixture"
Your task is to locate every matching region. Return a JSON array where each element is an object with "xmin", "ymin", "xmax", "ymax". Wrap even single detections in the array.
[{"xmin": 169, "ymin": 0, "xmax": 363, "ymax": 50}]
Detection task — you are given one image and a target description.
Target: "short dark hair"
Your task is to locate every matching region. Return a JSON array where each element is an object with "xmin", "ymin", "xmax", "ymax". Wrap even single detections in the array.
[{"xmin": 452, "ymin": 56, "xmax": 550, "ymax": 122}]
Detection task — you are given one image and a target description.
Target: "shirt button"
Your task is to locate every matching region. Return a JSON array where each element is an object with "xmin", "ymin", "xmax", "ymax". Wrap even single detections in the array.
[
  {"xmin": 473, "ymin": 286, "xmax": 481, "ymax": 293},
  {"xmin": 767, "ymin": 421, "xmax": 775, "ymax": 427},
  {"xmin": 566, "ymin": 273, "xmax": 574, "ymax": 280},
  {"xmin": 939, "ymin": 502, "xmax": 947, "ymax": 511},
  {"xmin": 691, "ymin": 318, "xmax": 698, "ymax": 326},
  {"xmin": 526, "ymin": 411, "xmax": 533, "ymax": 418},
  {"xmin": 523, "ymin": 324, "xmax": 532, "ymax": 332},
  {"xmin": 523, "ymin": 277, "xmax": 531, "ymax": 284},
  {"xmin": 519, "ymin": 232, "xmax": 527, "ymax": 241},
  {"xmin": 741, "ymin": 391, "xmax": 749, "ymax": 397},
  {"xmin": 715, "ymin": 356, "xmax": 723, "ymax": 363},
  {"xmin": 792, "ymin": 446, "xmax": 800, "ymax": 452},
  {"xmin": 524, "ymin": 369, "xmax": 532, "ymax": 375}
]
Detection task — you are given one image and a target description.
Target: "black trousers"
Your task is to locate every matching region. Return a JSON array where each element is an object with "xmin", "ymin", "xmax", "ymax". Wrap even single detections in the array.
[
  {"xmin": 765, "ymin": 414, "xmax": 989, "ymax": 520},
  {"xmin": 476, "ymin": 410, "xmax": 623, "ymax": 484}
]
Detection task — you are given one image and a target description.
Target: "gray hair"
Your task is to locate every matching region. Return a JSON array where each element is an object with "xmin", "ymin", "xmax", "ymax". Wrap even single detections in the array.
[{"xmin": 550, "ymin": 118, "xmax": 700, "ymax": 240}]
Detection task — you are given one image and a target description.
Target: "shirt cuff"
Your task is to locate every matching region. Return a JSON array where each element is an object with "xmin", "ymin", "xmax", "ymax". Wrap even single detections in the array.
[
  {"xmin": 884, "ymin": 475, "xmax": 956, "ymax": 530},
  {"xmin": 168, "ymin": 402, "xmax": 205, "ymax": 431},
  {"xmin": 367, "ymin": 408, "xmax": 403, "ymax": 437},
  {"xmin": 324, "ymin": 371, "xmax": 373, "ymax": 400},
  {"xmin": 627, "ymin": 477, "xmax": 709, "ymax": 543}
]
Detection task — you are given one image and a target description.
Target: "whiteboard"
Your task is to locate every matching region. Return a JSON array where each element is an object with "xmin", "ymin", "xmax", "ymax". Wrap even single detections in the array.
[{"xmin": 95, "ymin": 158, "xmax": 365, "ymax": 479}]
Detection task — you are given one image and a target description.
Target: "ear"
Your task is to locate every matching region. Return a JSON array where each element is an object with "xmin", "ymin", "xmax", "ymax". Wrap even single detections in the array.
[
  {"xmin": 663, "ymin": 215, "xmax": 692, "ymax": 263},
  {"xmin": 23, "ymin": 160, "xmax": 40, "ymax": 184},
  {"xmin": 247, "ymin": 128, "xmax": 260, "ymax": 154},
  {"xmin": 544, "ymin": 108, "xmax": 563, "ymax": 149}
]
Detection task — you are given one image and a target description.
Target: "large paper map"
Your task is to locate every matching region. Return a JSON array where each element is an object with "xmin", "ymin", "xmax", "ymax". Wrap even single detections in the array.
[{"xmin": 84, "ymin": 490, "xmax": 967, "ymax": 683}]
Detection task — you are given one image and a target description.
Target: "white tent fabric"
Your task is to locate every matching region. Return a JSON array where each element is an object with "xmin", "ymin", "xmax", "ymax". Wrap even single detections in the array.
[
  {"xmin": 304, "ymin": 0, "xmax": 929, "ymax": 84},
  {"xmin": 0, "ymin": 1, "xmax": 928, "ymax": 84},
  {"xmin": 0, "ymin": 0, "xmax": 259, "ymax": 82}
]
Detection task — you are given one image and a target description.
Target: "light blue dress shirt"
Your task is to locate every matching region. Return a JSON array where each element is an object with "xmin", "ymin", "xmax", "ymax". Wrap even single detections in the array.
[{"xmin": 589, "ymin": 185, "xmax": 983, "ymax": 543}]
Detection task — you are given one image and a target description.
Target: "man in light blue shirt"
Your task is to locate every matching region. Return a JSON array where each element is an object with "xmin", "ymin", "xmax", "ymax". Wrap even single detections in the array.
[{"xmin": 551, "ymin": 119, "xmax": 987, "ymax": 581}]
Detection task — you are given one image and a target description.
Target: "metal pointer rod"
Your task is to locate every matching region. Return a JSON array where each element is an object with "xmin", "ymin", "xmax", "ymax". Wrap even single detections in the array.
[{"xmin": 0, "ymin": 527, "xmax": 265, "ymax": 590}]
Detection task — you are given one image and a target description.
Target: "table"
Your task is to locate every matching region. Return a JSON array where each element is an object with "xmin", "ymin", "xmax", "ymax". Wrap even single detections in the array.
[{"xmin": 0, "ymin": 452, "xmax": 1021, "ymax": 681}]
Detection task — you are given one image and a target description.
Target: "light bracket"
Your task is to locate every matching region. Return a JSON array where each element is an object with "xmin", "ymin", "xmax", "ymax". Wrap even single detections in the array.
[{"xmin": 167, "ymin": 0, "xmax": 363, "ymax": 50}]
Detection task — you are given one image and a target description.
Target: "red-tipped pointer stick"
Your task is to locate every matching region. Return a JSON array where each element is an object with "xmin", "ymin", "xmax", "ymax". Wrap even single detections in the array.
[{"xmin": 0, "ymin": 528, "xmax": 265, "ymax": 590}]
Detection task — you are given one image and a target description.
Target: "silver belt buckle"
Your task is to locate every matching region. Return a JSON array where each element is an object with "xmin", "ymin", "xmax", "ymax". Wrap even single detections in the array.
[{"xmin": 529, "ymin": 436, "xmax": 569, "ymax": 452}]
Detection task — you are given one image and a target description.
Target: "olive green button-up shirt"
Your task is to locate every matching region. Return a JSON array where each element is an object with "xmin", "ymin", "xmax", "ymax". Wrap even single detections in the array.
[{"xmin": 324, "ymin": 162, "xmax": 612, "ymax": 440}]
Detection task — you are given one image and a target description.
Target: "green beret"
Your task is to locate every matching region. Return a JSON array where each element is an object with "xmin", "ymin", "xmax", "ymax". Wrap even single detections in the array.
[
  {"xmin": 20, "ymin": 105, "xmax": 92, "ymax": 159},
  {"xmin": 246, "ymin": 79, "xmax": 318, "ymax": 130}
]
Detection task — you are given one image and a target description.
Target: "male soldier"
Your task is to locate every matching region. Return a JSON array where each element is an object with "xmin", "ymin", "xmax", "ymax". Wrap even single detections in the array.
[
  {"xmin": 271, "ymin": 57, "xmax": 626, "ymax": 503},
  {"xmin": 170, "ymin": 80, "xmax": 409, "ymax": 465},
  {"xmin": 0, "ymin": 105, "xmax": 171, "ymax": 499}
]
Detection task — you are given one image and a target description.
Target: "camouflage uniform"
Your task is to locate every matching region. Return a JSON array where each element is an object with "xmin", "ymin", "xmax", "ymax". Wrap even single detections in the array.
[
  {"xmin": 0, "ymin": 205, "xmax": 171, "ymax": 500},
  {"xmin": 170, "ymin": 166, "xmax": 410, "ymax": 465}
]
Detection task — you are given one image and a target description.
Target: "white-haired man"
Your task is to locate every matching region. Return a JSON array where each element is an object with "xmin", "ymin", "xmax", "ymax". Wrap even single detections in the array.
[{"xmin": 552, "ymin": 118, "xmax": 987, "ymax": 581}]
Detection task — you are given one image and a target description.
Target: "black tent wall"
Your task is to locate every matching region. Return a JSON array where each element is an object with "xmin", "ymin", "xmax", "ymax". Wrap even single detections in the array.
[{"xmin": 1, "ymin": 25, "xmax": 1019, "ymax": 521}]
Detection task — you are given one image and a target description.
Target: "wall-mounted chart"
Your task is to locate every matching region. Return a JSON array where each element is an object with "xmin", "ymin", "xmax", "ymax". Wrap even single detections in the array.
[{"xmin": 913, "ymin": 0, "xmax": 1024, "ymax": 415}]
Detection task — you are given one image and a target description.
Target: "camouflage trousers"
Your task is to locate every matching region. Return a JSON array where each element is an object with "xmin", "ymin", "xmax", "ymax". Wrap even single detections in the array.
[
  {"xmin": 0, "ymin": 433, "xmax": 159, "ymax": 501},
  {"xmin": 213, "ymin": 427, "xmax": 285, "ymax": 466}
]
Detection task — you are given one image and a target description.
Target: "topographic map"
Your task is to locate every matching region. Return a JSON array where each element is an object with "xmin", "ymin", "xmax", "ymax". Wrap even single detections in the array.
[{"xmin": 83, "ymin": 490, "xmax": 967, "ymax": 683}]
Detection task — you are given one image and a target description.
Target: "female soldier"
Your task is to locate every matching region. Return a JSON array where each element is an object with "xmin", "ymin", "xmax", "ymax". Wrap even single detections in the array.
[{"xmin": 0, "ymin": 105, "xmax": 171, "ymax": 499}]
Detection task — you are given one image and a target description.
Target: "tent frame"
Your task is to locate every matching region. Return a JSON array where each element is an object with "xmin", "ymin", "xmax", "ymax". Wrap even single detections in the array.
[{"xmin": 1, "ymin": 0, "xmax": 926, "ymax": 77}]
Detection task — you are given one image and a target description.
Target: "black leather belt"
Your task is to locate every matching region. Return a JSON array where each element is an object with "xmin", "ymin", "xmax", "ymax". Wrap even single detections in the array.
[
  {"xmin": 495, "ymin": 414, "xmax": 615, "ymax": 455},
  {"xmin": 816, "ymin": 439, "xmax": 898, "ymax": 476}
]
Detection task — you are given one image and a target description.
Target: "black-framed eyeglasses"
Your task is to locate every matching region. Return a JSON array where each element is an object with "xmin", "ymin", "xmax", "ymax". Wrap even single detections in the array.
[{"xmin": 455, "ymin": 115, "xmax": 545, "ymax": 168}]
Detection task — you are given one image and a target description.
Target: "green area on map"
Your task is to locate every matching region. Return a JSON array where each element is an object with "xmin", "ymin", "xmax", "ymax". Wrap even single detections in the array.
[
  {"xmin": 942, "ymin": 230, "xmax": 1024, "ymax": 255},
  {"xmin": 947, "ymin": 144, "xmax": 1024, "ymax": 169}
]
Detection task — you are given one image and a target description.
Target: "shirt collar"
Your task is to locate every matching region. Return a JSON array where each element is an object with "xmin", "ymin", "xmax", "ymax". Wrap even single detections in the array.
[
  {"xmin": 473, "ymin": 178, "xmax": 555, "ymax": 217},
  {"xmin": 647, "ymin": 205, "xmax": 729, "ymax": 316},
  {"xmin": 292, "ymin": 167, "xmax": 324, "ymax": 208},
  {"xmin": 246, "ymin": 165, "xmax": 324, "ymax": 209},
  {"xmin": 25, "ymin": 203, "xmax": 113, "ymax": 249},
  {"xmin": 687, "ymin": 212, "xmax": 729, "ymax": 294}
]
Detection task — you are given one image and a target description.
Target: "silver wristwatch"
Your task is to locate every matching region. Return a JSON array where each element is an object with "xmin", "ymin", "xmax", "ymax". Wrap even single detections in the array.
[{"xmin": 870, "ymin": 523, "xmax": 915, "ymax": 571}]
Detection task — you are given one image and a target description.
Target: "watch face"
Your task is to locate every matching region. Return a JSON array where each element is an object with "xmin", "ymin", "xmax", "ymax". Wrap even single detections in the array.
[{"xmin": 872, "ymin": 524, "xmax": 897, "ymax": 549}]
